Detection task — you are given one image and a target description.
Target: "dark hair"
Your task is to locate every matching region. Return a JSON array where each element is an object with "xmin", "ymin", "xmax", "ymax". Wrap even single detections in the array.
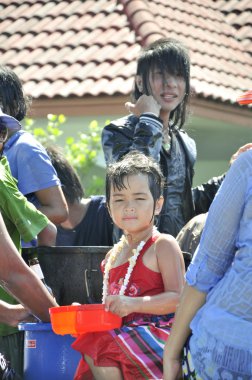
[
  {"xmin": 46, "ymin": 144, "xmax": 84, "ymax": 203},
  {"xmin": 0, "ymin": 65, "xmax": 31, "ymax": 121},
  {"xmin": 132, "ymin": 38, "xmax": 190, "ymax": 129},
  {"xmin": 106, "ymin": 150, "xmax": 164, "ymax": 217}
]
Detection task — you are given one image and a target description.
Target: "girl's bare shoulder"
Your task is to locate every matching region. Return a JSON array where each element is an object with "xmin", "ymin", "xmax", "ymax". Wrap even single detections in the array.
[{"xmin": 155, "ymin": 233, "xmax": 183, "ymax": 257}]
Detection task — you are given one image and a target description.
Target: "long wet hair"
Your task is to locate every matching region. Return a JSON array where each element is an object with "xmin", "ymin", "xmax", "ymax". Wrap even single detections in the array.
[
  {"xmin": 132, "ymin": 38, "xmax": 191, "ymax": 129},
  {"xmin": 0, "ymin": 65, "xmax": 31, "ymax": 121},
  {"xmin": 106, "ymin": 150, "xmax": 164, "ymax": 219},
  {"xmin": 46, "ymin": 144, "xmax": 84, "ymax": 204}
]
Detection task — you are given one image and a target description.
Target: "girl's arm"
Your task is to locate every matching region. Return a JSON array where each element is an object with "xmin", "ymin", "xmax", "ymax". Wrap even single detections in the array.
[
  {"xmin": 163, "ymin": 284, "xmax": 206, "ymax": 380},
  {"xmin": 105, "ymin": 235, "xmax": 185, "ymax": 317}
]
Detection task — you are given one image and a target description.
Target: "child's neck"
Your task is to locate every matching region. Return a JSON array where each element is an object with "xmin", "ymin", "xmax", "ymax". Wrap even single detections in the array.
[{"xmin": 124, "ymin": 225, "xmax": 156, "ymax": 246}]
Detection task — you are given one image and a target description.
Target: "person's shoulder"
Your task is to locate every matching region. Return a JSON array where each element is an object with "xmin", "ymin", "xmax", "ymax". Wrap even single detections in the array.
[
  {"xmin": 90, "ymin": 195, "xmax": 105, "ymax": 201},
  {"xmin": 232, "ymin": 148, "xmax": 252, "ymax": 173},
  {"xmin": 176, "ymin": 128, "xmax": 196, "ymax": 148},
  {"xmin": 155, "ymin": 233, "xmax": 181, "ymax": 253},
  {"xmin": 239, "ymin": 148, "xmax": 252, "ymax": 161},
  {"xmin": 11, "ymin": 130, "xmax": 44, "ymax": 150}
]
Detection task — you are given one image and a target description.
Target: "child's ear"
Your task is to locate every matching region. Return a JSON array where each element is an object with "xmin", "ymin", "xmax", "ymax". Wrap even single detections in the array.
[
  {"xmin": 154, "ymin": 196, "xmax": 164, "ymax": 215},
  {"xmin": 136, "ymin": 75, "xmax": 143, "ymax": 93}
]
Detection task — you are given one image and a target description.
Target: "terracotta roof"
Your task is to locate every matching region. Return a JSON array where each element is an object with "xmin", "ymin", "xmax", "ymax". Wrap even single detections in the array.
[
  {"xmin": 213, "ymin": 0, "xmax": 252, "ymax": 55},
  {"xmin": 0, "ymin": 0, "xmax": 251, "ymax": 105}
]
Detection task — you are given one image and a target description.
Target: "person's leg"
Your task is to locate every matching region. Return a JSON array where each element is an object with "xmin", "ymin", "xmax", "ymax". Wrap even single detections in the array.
[{"xmin": 84, "ymin": 355, "xmax": 123, "ymax": 380}]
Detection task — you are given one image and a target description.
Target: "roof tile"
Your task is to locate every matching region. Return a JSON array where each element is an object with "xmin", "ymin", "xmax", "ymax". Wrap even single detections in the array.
[{"xmin": 0, "ymin": 0, "xmax": 251, "ymax": 104}]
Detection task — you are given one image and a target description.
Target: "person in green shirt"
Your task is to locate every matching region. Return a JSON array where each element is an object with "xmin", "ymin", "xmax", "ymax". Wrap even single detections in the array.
[{"xmin": 0, "ymin": 119, "xmax": 57, "ymax": 378}]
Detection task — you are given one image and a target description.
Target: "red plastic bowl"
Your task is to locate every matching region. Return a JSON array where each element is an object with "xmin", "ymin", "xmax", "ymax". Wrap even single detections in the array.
[{"xmin": 50, "ymin": 304, "xmax": 122, "ymax": 336}]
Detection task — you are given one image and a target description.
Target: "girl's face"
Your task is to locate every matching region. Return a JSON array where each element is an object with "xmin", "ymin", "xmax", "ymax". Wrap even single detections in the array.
[
  {"xmin": 109, "ymin": 173, "xmax": 163, "ymax": 235},
  {"xmin": 148, "ymin": 68, "xmax": 186, "ymax": 114}
]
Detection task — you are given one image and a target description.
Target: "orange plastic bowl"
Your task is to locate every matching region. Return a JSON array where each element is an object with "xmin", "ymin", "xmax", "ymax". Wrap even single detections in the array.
[{"xmin": 50, "ymin": 304, "xmax": 122, "ymax": 336}]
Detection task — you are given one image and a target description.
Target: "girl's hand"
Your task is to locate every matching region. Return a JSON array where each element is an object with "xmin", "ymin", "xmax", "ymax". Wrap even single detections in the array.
[
  {"xmin": 163, "ymin": 357, "xmax": 183, "ymax": 380},
  {"xmin": 125, "ymin": 94, "xmax": 161, "ymax": 117},
  {"xmin": 105, "ymin": 295, "xmax": 137, "ymax": 317}
]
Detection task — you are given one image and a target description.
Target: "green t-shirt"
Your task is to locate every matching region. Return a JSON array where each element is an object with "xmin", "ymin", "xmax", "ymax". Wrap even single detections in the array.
[{"xmin": 0, "ymin": 156, "xmax": 49, "ymax": 336}]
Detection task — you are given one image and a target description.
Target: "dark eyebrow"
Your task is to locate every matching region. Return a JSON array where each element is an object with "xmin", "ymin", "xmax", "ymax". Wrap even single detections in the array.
[
  {"xmin": 133, "ymin": 192, "xmax": 148, "ymax": 196},
  {"xmin": 112, "ymin": 192, "xmax": 147, "ymax": 197}
]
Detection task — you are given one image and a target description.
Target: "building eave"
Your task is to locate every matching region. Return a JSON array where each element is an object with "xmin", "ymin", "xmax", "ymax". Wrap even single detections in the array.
[{"xmin": 30, "ymin": 96, "xmax": 252, "ymax": 128}]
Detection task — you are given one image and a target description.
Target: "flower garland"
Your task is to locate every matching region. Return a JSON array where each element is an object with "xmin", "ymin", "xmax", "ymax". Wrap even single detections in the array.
[{"xmin": 102, "ymin": 236, "xmax": 145, "ymax": 304}]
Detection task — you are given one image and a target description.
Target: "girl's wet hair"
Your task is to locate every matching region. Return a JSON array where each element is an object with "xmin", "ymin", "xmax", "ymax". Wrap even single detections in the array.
[
  {"xmin": 132, "ymin": 38, "xmax": 190, "ymax": 129},
  {"xmin": 106, "ymin": 150, "xmax": 164, "ymax": 216},
  {"xmin": 0, "ymin": 65, "xmax": 31, "ymax": 121}
]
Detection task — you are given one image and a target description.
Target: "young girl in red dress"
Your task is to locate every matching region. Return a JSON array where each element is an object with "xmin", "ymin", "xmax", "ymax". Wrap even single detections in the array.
[{"xmin": 72, "ymin": 150, "xmax": 185, "ymax": 380}]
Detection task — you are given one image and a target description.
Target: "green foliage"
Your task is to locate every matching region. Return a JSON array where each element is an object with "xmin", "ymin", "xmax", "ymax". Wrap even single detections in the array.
[{"xmin": 24, "ymin": 114, "xmax": 106, "ymax": 195}]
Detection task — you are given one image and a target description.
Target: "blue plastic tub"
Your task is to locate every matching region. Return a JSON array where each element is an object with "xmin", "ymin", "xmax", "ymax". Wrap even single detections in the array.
[{"xmin": 19, "ymin": 322, "xmax": 81, "ymax": 380}]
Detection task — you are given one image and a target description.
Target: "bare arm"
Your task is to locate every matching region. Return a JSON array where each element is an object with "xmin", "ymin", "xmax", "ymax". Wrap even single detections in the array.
[
  {"xmin": 163, "ymin": 284, "xmax": 206, "ymax": 380},
  {"xmin": 105, "ymin": 235, "xmax": 185, "ymax": 317},
  {"xmin": 35, "ymin": 185, "xmax": 68, "ymax": 224},
  {"xmin": 37, "ymin": 220, "xmax": 57, "ymax": 246},
  {"xmin": 0, "ymin": 214, "xmax": 57, "ymax": 321},
  {"xmin": 0, "ymin": 302, "xmax": 35, "ymax": 327}
]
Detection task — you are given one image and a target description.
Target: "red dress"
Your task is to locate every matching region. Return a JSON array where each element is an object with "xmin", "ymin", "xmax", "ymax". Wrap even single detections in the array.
[{"xmin": 72, "ymin": 235, "xmax": 174, "ymax": 380}]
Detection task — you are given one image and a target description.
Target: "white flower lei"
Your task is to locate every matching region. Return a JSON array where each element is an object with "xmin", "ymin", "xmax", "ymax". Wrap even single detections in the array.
[{"xmin": 102, "ymin": 236, "xmax": 145, "ymax": 304}]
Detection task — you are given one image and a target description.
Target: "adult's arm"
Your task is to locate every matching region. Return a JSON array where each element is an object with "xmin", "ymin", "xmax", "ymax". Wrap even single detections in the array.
[
  {"xmin": 37, "ymin": 219, "xmax": 57, "ymax": 246},
  {"xmin": 163, "ymin": 284, "xmax": 206, "ymax": 380},
  {"xmin": 0, "ymin": 214, "xmax": 57, "ymax": 321},
  {"xmin": 0, "ymin": 302, "xmax": 33, "ymax": 327},
  {"xmin": 192, "ymin": 174, "xmax": 225, "ymax": 215},
  {"xmin": 35, "ymin": 185, "xmax": 68, "ymax": 225},
  {"xmin": 102, "ymin": 113, "xmax": 163, "ymax": 164}
]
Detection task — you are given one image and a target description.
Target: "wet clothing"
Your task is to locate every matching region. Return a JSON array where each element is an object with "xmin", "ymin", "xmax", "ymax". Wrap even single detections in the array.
[
  {"xmin": 186, "ymin": 150, "xmax": 252, "ymax": 378},
  {"xmin": 72, "ymin": 235, "xmax": 174, "ymax": 379},
  {"xmin": 102, "ymin": 113, "xmax": 224, "ymax": 237},
  {"xmin": 56, "ymin": 196, "xmax": 113, "ymax": 246}
]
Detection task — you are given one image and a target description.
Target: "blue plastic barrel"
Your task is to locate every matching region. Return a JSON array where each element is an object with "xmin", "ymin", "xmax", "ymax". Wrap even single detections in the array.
[{"xmin": 19, "ymin": 322, "xmax": 81, "ymax": 380}]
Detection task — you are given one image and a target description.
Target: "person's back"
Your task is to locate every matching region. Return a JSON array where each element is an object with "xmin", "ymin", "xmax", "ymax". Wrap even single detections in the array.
[{"xmin": 46, "ymin": 144, "xmax": 114, "ymax": 247}]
